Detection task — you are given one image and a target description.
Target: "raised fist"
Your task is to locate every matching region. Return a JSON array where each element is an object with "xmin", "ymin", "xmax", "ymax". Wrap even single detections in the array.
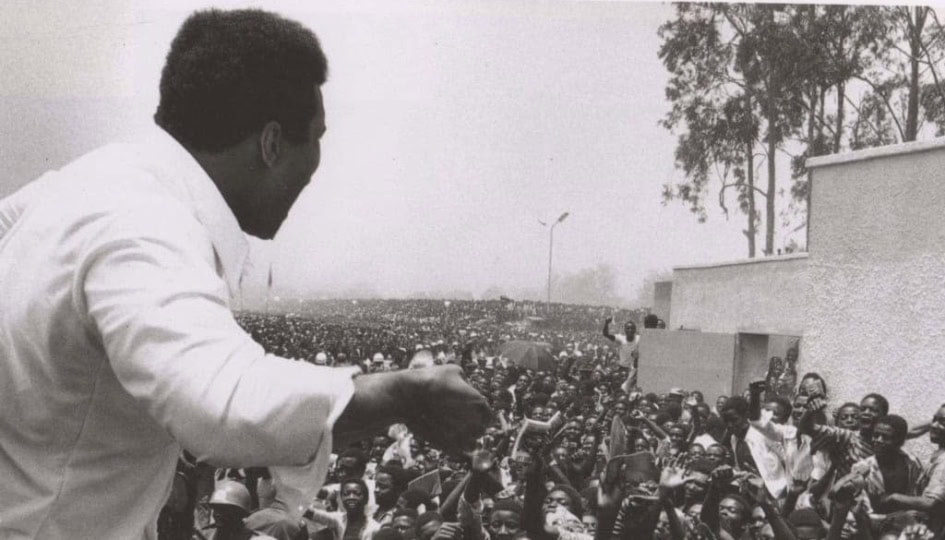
[
  {"xmin": 402, "ymin": 365, "xmax": 492, "ymax": 456},
  {"xmin": 471, "ymin": 449, "xmax": 496, "ymax": 474},
  {"xmin": 710, "ymin": 465, "xmax": 734, "ymax": 487},
  {"xmin": 806, "ymin": 397, "xmax": 828, "ymax": 413}
]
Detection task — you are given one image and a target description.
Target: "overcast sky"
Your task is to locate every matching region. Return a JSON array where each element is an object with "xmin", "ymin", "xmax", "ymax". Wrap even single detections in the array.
[{"xmin": 1, "ymin": 0, "xmax": 806, "ymax": 304}]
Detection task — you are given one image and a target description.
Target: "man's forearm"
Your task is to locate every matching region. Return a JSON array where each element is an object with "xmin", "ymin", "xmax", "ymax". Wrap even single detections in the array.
[
  {"xmin": 464, "ymin": 472, "xmax": 482, "ymax": 503},
  {"xmin": 827, "ymin": 503, "xmax": 851, "ymax": 540},
  {"xmin": 440, "ymin": 473, "xmax": 471, "ymax": 521},
  {"xmin": 641, "ymin": 416, "xmax": 669, "ymax": 440},
  {"xmin": 660, "ymin": 497, "xmax": 686, "ymax": 540},
  {"xmin": 885, "ymin": 493, "xmax": 937, "ymax": 512},
  {"xmin": 547, "ymin": 462, "xmax": 572, "ymax": 486},
  {"xmin": 701, "ymin": 484, "xmax": 721, "ymax": 534},
  {"xmin": 595, "ymin": 503, "xmax": 619, "ymax": 540},
  {"xmin": 603, "ymin": 320, "xmax": 615, "ymax": 341},
  {"xmin": 907, "ymin": 421, "xmax": 931, "ymax": 440},
  {"xmin": 797, "ymin": 409, "xmax": 816, "ymax": 437},
  {"xmin": 759, "ymin": 500, "xmax": 794, "ymax": 540}
]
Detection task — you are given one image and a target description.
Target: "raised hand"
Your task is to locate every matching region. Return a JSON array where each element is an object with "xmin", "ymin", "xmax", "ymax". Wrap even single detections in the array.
[
  {"xmin": 829, "ymin": 476, "xmax": 858, "ymax": 504},
  {"xmin": 748, "ymin": 380, "xmax": 767, "ymax": 395},
  {"xmin": 899, "ymin": 523, "xmax": 933, "ymax": 540},
  {"xmin": 710, "ymin": 465, "xmax": 734, "ymax": 488},
  {"xmin": 659, "ymin": 461, "xmax": 688, "ymax": 493},
  {"xmin": 852, "ymin": 499, "xmax": 871, "ymax": 522},
  {"xmin": 740, "ymin": 474, "xmax": 768, "ymax": 504},
  {"xmin": 471, "ymin": 449, "xmax": 496, "ymax": 474},
  {"xmin": 431, "ymin": 522, "xmax": 464, "ymax": 540},
  {"xmin": 806, "ymin": 397, "xmax": 828, "ymax": 414}
]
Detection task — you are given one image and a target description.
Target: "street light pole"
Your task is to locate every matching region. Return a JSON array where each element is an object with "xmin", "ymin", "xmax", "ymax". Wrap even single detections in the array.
[{"xmin": 543, "ymin": 212, "xmax": 569, "ymax": 303}]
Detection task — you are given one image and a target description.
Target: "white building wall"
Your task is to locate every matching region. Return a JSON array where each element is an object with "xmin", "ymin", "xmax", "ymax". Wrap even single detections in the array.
[
  {"xmin": 804, "ymin": 139, "xmax": 945, "ymax": 432},
  {"xmin": 669, "ymin": 255, "xmax": 809, "ymax": 336}
]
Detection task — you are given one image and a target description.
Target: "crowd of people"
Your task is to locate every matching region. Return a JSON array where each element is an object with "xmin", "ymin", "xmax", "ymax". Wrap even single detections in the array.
[
  {"xmin": 238, "ymin": 300, "xmax": 642, "ymax": 367},
  {"xmin": 159, "ymin": 299, "xmax": 944, "ymax": 540}
]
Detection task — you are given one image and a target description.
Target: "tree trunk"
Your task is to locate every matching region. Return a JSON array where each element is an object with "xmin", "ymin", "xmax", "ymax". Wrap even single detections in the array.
[
  {"xmin": 746, "ymin": 92, "xmax": 757, "ymax": 259},
  {"xmin": 806, "ymin": 84, "xmax": 817, "ymax": 250},
  {"xmin": 905, "ymin": 6, "xmax": 926, "ymax": 142},
  {"xmin": 746, "ymin": 139, "xmax": 756, "ymax": 258},
  {"xmin": 766, "ymin": 73, "xmax": 777, "ymax": 256},
  {"xmin": 834, "ymin": 79, "xmax": 845, "ymax": 152},
  {"xmin": 819, "ymin": 86, "xmax": 826, "ymax": 144},
  {"xmin": 833, "ymin": 14, "xmax": 847, "ymax": 153}
]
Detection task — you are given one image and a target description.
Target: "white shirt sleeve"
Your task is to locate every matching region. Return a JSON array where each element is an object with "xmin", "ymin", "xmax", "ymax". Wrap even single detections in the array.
[
  {"xmin": 0, "ymin": 172, "xmax": 55, "ymax": 239},
  {"xmin": 749, "ymin": 410, "xmax": 795, "ymax": 444},
  {"xmin": 80, "ymin": 204, "xmax": 355, "ymax": 468}
]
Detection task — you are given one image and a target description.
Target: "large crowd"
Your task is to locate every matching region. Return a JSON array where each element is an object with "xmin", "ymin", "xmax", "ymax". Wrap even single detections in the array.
[{"xmin": 158, "ymin": 299, "xmax": 945, "ymax": 540}]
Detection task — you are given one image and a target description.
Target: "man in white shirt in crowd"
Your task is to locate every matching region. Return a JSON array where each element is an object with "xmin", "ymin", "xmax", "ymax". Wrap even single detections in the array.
[
  {"xmin": 0, "ymin": 8, "xmax": 490, "ymax": 540},
  {"xmin": 603, "ymin": 317, "xmax": 640, "ymax": 392},
  {"xmin": 602, "ymin": 317, "xmax": 639, "ymax": 369}
]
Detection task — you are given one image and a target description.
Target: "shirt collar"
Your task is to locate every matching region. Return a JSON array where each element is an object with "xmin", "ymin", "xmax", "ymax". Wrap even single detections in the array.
[{"xmin": 141, "ymin": 125, "xmax": 249, "ymax": 296}]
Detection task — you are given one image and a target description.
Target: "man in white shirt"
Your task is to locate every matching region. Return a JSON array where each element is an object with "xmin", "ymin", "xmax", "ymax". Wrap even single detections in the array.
[
  {"xmin": 603, "ymin": 317, "xmax": 640, "ymax": 392},
  {"xmin": 0, "ymin": 9, "xmax": 490, "ymax": 540},
  {"xmin": 719, "ymin": 386, "xmax": 795, "ymax": 503},
  {"xmin": 602, "ymin": 317, "xmax": 639, "ymax": 369}
]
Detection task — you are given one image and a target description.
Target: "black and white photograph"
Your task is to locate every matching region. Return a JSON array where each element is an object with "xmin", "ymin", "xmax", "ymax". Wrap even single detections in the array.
[{"xmin": 2, "ymin": 1, "xmax": 945, "ymax": 539}]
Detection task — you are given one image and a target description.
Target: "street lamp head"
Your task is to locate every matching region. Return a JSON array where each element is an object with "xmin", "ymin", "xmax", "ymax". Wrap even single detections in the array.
[{"xmin": 557, "ymin": 212, "xmax": 570, "ymax": 223}]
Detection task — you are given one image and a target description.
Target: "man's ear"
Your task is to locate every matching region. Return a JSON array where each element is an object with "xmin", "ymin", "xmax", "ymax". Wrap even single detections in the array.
[{"xmin": 259, "ymin": 121, "xmax": 283, "ymax": 168}]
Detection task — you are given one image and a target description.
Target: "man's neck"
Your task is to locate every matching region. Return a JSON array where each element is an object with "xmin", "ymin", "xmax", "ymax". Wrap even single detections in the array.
[
  {"xmin": 347, "ymin": 511, "xmax": 366, "ymax": 522},
  {"xmin": 876, "ymin": 450, "xmax": 902, "ymax": 467},
  {"xmin": 189, "ymin": 142, "xmax": 260, "ymax": 233}
]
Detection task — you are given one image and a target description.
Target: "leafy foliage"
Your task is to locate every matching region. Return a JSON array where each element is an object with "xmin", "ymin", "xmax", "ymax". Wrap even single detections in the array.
[{"xmin": 658, "ymin": 3, "xmax": 945, "ymax": 257}]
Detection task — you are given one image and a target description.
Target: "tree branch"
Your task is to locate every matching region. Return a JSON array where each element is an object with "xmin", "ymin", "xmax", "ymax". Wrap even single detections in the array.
[
  {"xmin": 918, "ymin": 22, "xmax": 945, "ymax": 112},
  {"xmin": 718, "ymin": 172, "xmax": 767, "ymax": 211},
  {"xmin": 844, "ymin": 93, "xmax": 888, "ymax": 142},
  {"xmin": 930, "ymin": 9, "xmax": 945, "ymax": 43},
  {"xmin": 902, "ymin": 6, "xmax": 917, "ymax": 36},
  {"xmin": 721, "ymin": 9, "xmax": 748, "ymax": 39},
  {"xmin": 854, "ymin": 74, "xmax": 906, "ymax": 141},
  {"xmin": 718, "ymin": 182, "xmax": 732, "ymax": 219}
]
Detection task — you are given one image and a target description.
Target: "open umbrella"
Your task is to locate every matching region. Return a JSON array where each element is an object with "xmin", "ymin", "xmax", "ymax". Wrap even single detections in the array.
[{"xmin": 499, "ymin": 340, "xmax": 556, "ymax": 372}]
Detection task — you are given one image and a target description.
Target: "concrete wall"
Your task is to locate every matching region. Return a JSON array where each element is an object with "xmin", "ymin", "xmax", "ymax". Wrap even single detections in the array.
[
  {"xmin": 639, "ymin": 329, "xmax": 736, "ymax": 404},
  {"xmin": 804, "ymin": 138, "xmax": 945, "ymax": 436},
  {"xmin": 652, "ymin": 281, "xmax": 673, "ymax": 322},
  {"xmin": 669, "ymin": 255, "xmax": 809, "ymax": 336}
]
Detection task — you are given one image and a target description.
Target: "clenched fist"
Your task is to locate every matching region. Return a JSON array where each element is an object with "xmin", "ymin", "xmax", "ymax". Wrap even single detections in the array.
[{"xmin": 400, "ymin": 365, "xmax": 493, "ymax": 456}]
